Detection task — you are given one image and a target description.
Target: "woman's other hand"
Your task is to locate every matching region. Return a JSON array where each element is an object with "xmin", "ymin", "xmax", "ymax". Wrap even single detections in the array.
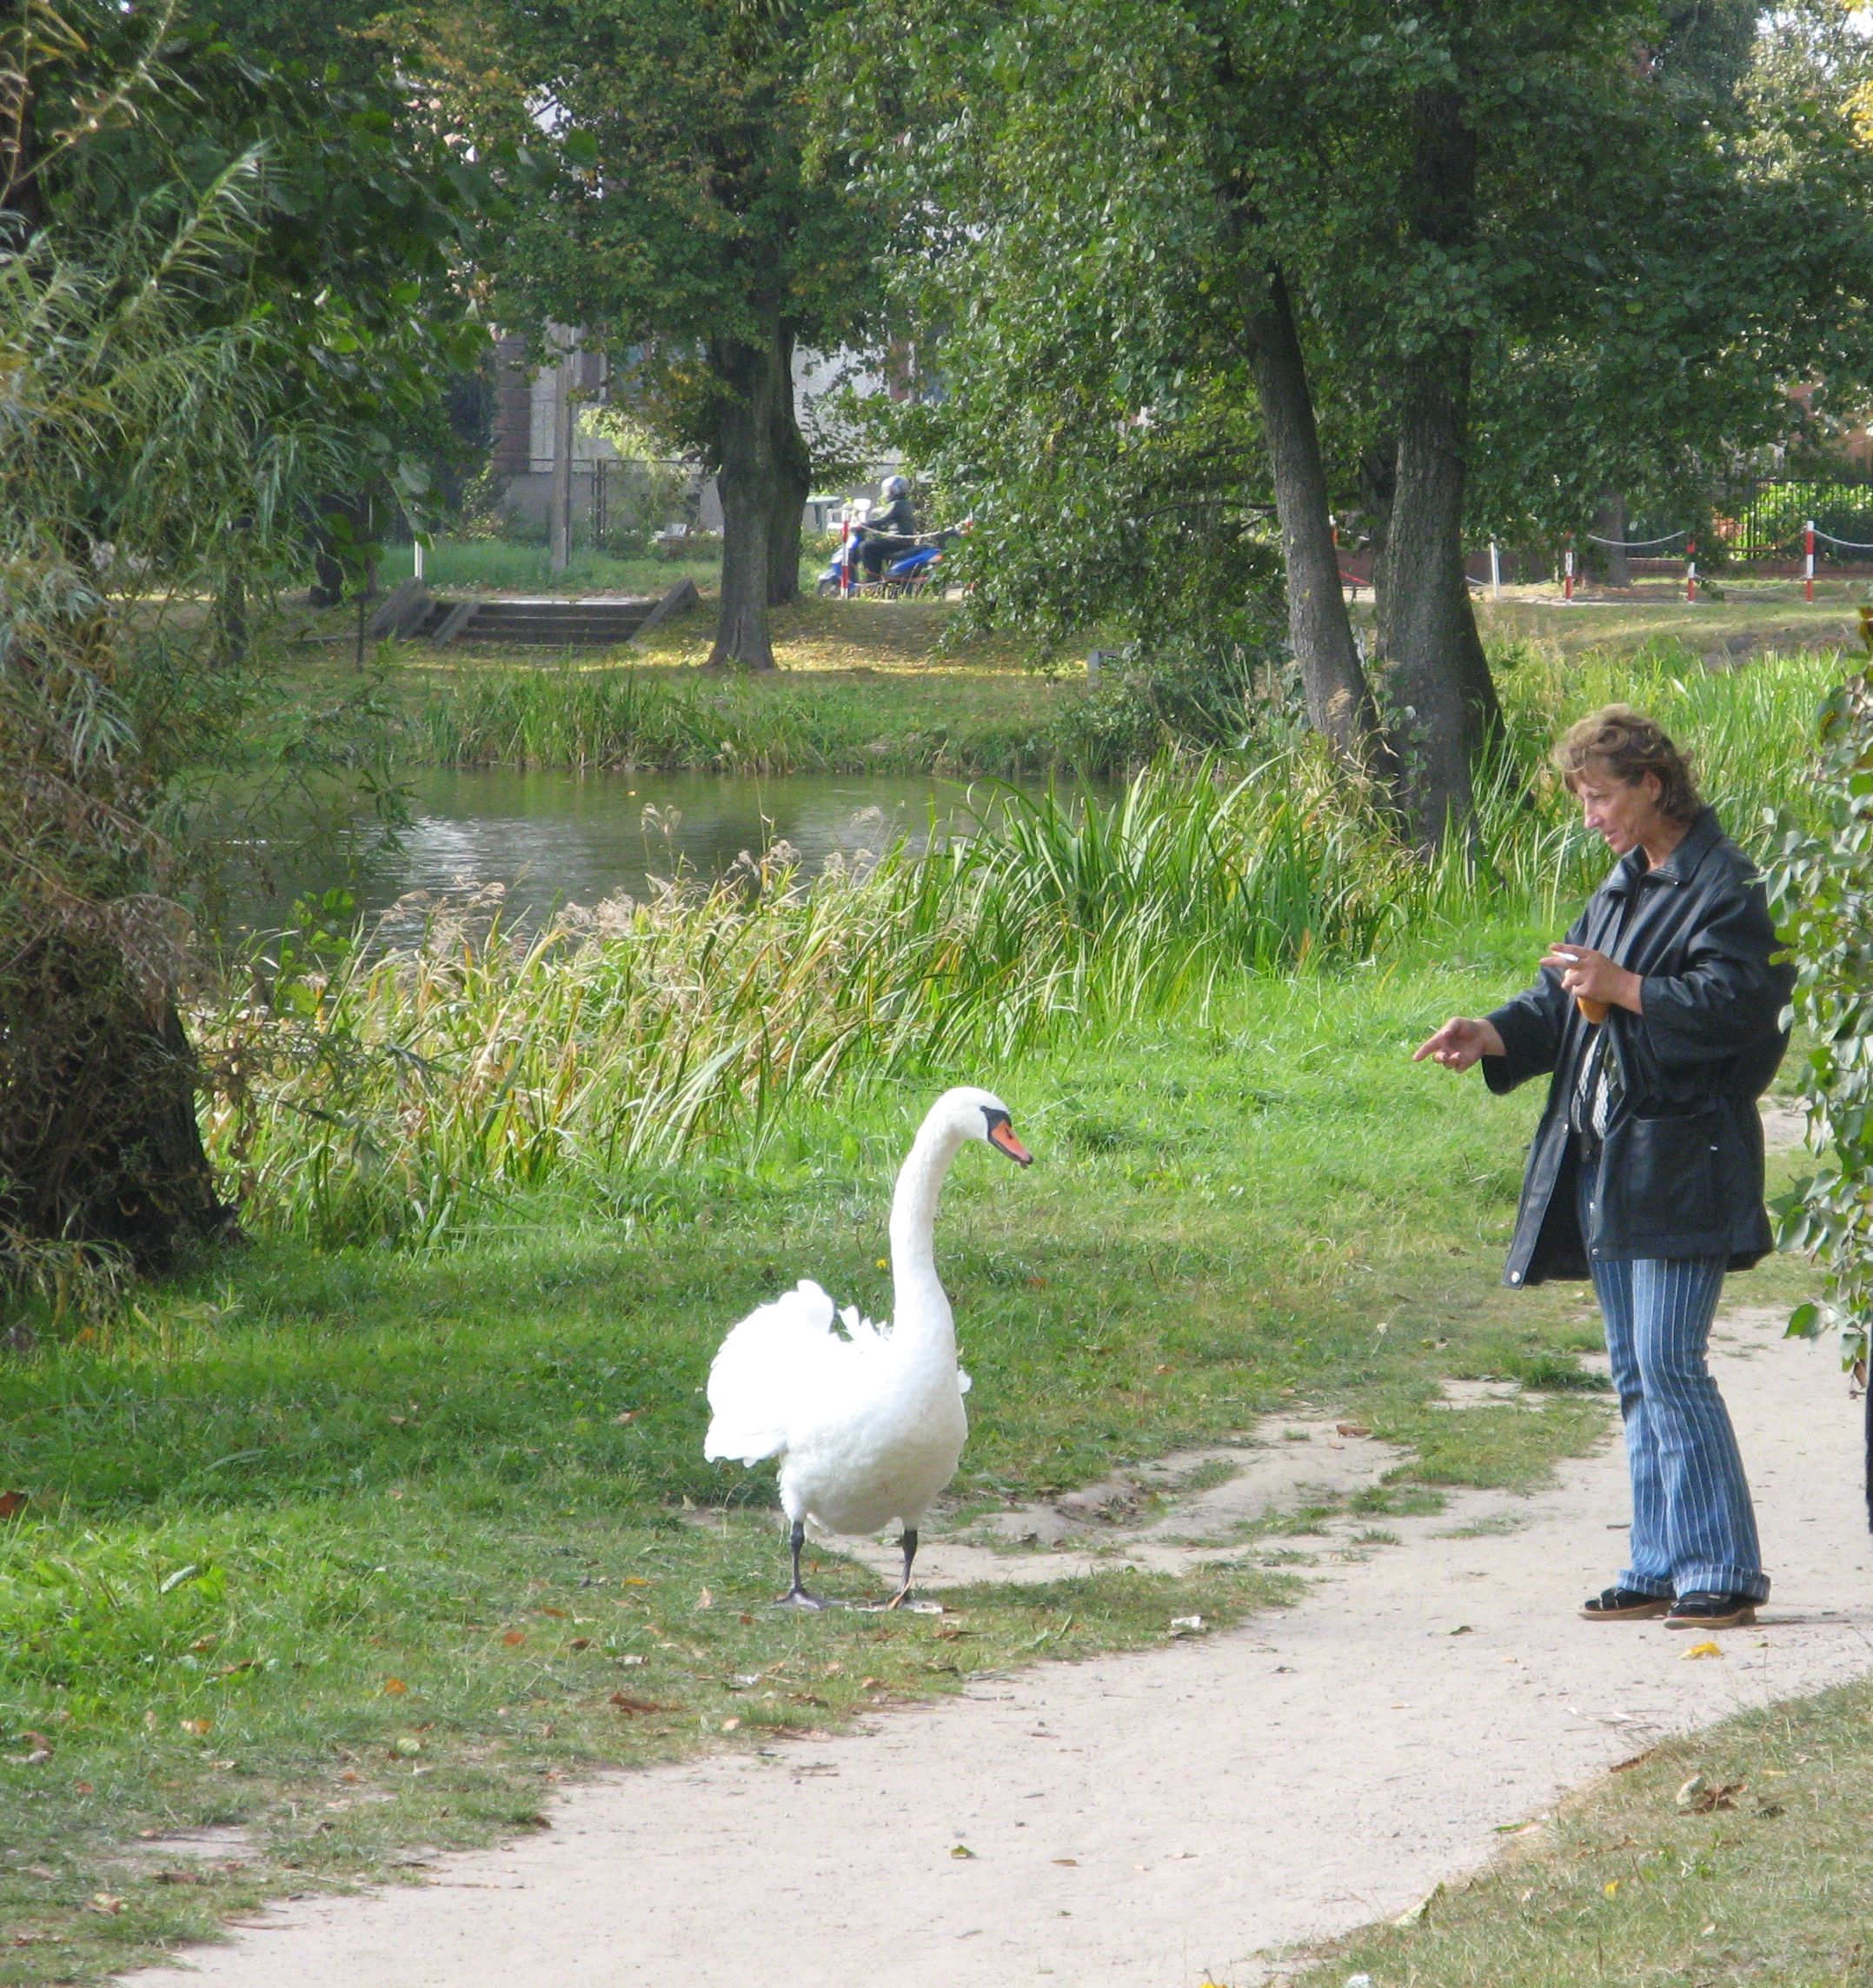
[
  {"xmin": 1538, "ymin": 944, "xmax": 1644, "ymax": 1015},
  {"xmin": 1412, "ymin": 1016, "xmax": 1507, "ymax": 1070}
]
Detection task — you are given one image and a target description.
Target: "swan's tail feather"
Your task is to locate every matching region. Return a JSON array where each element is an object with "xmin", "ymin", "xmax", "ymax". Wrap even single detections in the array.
[{"xmin": 704, "ymin": 1279, "xmax": 840, "ymax": 1464}]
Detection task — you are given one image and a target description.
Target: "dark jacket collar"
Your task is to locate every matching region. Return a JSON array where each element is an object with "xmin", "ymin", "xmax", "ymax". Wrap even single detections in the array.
[{"xmin": 1601, "ymin": 806, "xmax": 1723, "ymax": 898}]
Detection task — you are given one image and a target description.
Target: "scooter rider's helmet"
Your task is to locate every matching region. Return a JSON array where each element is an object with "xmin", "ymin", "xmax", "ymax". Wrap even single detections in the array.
[{"xmin": 881, "ymin": 473, "xmax": 910, "ymax": 499}]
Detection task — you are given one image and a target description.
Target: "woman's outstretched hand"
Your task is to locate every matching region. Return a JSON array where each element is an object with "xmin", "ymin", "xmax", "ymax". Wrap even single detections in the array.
[{"xmin": 1412, "ymin": 1016, "xmax": 1506, "ymax": 1071}]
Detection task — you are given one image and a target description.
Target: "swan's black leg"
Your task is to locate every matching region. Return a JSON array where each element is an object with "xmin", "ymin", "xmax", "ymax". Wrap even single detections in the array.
[
  {"xmin": 886, "ymin": 1527, "xmax": 919, "ymax": 1609},
  {"xmin": 777, "ymin": 1520, "xmax": 827, "ymax": 1610}
]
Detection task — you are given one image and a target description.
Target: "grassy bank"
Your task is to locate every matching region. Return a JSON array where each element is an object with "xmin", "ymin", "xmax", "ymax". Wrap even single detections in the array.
[
  {"xmin": 1294, "ymin": 1672, "xmax": 1873, "ymax": 1988},
  {"xmin": 386, "ymin": 597, "xmax": 1856, "ymax": 781}
]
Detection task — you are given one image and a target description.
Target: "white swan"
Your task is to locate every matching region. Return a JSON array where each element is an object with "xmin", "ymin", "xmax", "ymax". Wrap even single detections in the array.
[{"xmin": 704, "ymin": 1087, "xmax": 1033, "ymax": 1607}]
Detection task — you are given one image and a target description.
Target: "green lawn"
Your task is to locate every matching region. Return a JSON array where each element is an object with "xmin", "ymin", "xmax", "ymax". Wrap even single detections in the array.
[{"xmin": 2, "ymin": 937, "xmax": 1759, "ymax": 1983}]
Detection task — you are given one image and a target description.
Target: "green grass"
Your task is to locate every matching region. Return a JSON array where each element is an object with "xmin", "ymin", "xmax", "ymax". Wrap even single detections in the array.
[
  {"xmin": 1292, "ymin": 1673, "xmax": 1873, "ymax": 1988},
  {"xmin": 3, "ymin": 946, "xmax": 1738, "ymax": 1983},
  {"xmin": 406, "ymin": 645, "xmax": 1071, "ymax": 776}
]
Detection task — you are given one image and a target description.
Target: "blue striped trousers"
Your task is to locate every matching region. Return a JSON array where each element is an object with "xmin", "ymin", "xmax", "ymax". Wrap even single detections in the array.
[{"xmin": 1579, "ymin": 1172, "xmax": 1768, "ymax": 1601}]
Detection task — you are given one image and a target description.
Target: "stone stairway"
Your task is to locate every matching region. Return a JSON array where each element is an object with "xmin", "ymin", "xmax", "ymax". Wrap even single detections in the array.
[{"xmin": 365, "ymin": 578, "xmax": 699, "ymax": 649}]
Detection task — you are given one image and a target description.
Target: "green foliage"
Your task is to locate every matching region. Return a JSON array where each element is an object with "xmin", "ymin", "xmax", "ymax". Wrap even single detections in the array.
[{"xmin": 1763, "ymin": 663, "xmax": 1873, "ymax": 1373}]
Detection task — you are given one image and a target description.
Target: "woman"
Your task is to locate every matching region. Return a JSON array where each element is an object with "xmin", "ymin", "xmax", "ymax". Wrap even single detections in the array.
[{"xmin": 1415, "ymin": 707, "xmax": 1792, "ymax": 1629}]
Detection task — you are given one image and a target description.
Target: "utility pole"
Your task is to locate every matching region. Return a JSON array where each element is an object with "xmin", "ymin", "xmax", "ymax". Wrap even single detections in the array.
[{"xmin": 548, "ymin": 341, "xmax": 575, "ymax": 575}]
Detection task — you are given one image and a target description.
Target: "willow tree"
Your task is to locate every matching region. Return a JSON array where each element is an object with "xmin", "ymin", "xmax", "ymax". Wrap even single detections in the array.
[
  {"xmin": 2, "ymin": 2, "xmax": 479, "ymax": 1297},
  {"xmin": 413, "ymin": 0, "xmax": 881, "ymax": 669}
]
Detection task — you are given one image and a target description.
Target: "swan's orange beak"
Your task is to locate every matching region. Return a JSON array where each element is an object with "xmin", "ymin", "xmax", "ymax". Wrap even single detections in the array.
[{"xmin": 988, "ymin": 1120, "xmax": 1033, "ymax": 1167}]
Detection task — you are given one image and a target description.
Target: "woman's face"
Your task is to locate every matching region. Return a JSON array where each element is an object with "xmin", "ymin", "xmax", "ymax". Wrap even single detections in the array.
[{"xmin": 1571, "ymin": 765, "xmax": 1666, "ymax": 854}]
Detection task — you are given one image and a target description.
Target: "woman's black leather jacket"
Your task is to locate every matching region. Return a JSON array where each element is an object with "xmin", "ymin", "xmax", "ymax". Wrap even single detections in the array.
[{"xmin": 1483, "ymin": 807, "xmax": 1793, "ymax": 1287}]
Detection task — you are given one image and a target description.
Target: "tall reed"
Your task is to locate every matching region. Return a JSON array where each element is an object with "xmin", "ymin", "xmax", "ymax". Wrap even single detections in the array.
[{"xmin": 198, "ymin": 745, "xmax": 1406, "ymax": 1244}]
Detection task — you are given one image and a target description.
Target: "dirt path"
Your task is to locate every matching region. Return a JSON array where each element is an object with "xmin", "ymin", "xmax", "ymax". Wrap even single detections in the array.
[{"xmin": 126, "ymin": 1301, "xmax": 1871, "ymax": 1988}]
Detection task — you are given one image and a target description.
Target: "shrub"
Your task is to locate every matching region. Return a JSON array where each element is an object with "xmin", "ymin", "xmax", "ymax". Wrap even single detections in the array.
[{"xmin": 1763, "ymin": 665, "xmax": 1873, "ymax": 1496}]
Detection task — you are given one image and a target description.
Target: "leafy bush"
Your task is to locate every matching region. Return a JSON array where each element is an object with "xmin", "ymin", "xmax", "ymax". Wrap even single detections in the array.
[{"xmin": 1763, "ymin": 665, "xmax": 1873, "ymax": 1417}]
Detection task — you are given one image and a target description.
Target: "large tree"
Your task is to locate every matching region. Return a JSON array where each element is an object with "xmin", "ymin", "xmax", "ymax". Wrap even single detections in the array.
[
  {"xmin": 841, "ymin": 0, "xmax": 1873, "ymax": 840},
  {"xmin": 413, "ymin": 0, "xmax": 882, "ymax": 669},
  {"xmin": 2, "ymin": 1, "xmax": 481, "ymax": 1292}
]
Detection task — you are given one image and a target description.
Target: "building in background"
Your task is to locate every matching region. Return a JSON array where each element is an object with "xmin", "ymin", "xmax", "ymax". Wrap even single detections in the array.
[{"xmin": 488, "ymin": 331, "xmax": 906, "ymax": 553}]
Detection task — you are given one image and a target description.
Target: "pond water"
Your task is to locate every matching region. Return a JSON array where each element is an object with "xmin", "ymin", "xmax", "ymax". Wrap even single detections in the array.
[{"xmin": 229, "ymin": 768, "xmax": 1018, "ymax": 934}]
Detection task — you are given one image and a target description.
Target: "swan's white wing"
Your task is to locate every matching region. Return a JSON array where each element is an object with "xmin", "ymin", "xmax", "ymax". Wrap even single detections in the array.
[{"xmin": 705, "ymin": 1280, "xmax": 847, "ymax": 1463}]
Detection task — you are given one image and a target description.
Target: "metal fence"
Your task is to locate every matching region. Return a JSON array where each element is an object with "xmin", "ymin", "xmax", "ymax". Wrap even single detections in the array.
[{"xmin": 1631, "ymin": 475, "xmax": 1873, "ymax": 562}]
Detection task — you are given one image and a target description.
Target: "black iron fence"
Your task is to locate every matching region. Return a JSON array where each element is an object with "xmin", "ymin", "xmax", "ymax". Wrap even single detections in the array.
[{"xmin": 1630, "ymin": 475, "xmax": 1873, "ymax": 563}]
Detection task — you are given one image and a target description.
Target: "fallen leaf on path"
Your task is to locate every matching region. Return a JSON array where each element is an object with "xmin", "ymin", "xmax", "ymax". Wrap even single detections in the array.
[
  {"xmin": 500, "ymin": 1630, "xmax": 527, "ymax": 1646},
  {"xmin": 382, "ymin": 1678, "xmax": 408, "ymax": 1695},
  {"xmin": 608, "ymin": 1693, "xmax": 674, "ymax": 1714},
  {"xmin": 1680, "ymin": 1640, "xmax": 1724, "ymax": 1660},
  {"xmin": 694, "ymin": 1588, "xmax": 714, "ymax": 1611},
  {"xmin": 1168, "ymin": 1615, "xmax": 1208, "ymax": 1636},
  {"xmin": 87, "ymin": 1894, "xmax": 125, "ymax": 1915},
  {"xmin": 1336, "ymin": 1423, "xmax": 1372, "ymax": 1439},
  {"xmin": 179, "ymin": 1718, "xmax": 211, "ymax": 1737},
  {"xmin": 0, "ymin": 1491, "xmax": 28, "ymax": 1519},
  {"xmin": 154, "ymin": 1870, "xmax": 205, "ymax": 1885},
  {"xmin": 13, "ymin": 1730, "xmax": 53, "ymax": 1764},
  {"xmin": 1604, "ymin": 1879, "xmax": 1620, "ymax": 1897},
  {"xmin": 391, "ymin": 1734, "xmax": 423, "ymax": 1758},
  {"xmin": 538, "ymin": 1606, "xmax": 568, "ymax": 1619},
  {"xmin": 1053, "ymin": 1858, "xmax": 1078, "ymax": 1867},
  {"xmin": 569, "ymin": 1637, "xmax": 593, "ymax": 1650},
  {"xmin": 1394, "ymin": 1882, "xmax": 1441, "ymax": 1926},
  {"xmin": 721, "ymin": 1718, "xmax": 741, "ymax": 1732},
  {"xmin": 1676, "ymin": 1774, "xmax": 1742, "ymax": 1813},
  {"xmin": 949, "ymin": 1844, "xmax": 975, "ymax": 1859},
  {"xmin": 621, "ymin": 1576, "xmax": 650, "ymax": 1587},
  {"xmin": 1449, "ymin": 1625, "xmax": 1472, "ymax": 1635},
  {"xmin": 1610, "ymin": 1748, "xmax": 1657, "ymax": 1773},
  {"xmin": 613, "ymin": 1410, "xmax": 638, "ymax": 1425}
]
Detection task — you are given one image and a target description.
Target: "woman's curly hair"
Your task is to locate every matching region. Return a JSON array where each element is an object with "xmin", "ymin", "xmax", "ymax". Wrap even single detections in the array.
[{"xmin": 1553, "ymin": 705, "xmax": 1703, "ymax": 822}]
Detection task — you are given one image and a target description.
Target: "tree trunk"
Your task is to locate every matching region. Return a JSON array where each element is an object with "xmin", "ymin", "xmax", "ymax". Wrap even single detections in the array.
[
  {"xmin": 1242, "ymin": 269, "xmax": 1393, "ymax": 777},
  {"xmin": 1361, "ymin": 438, "xmax": 1397, "ymax": 617},
  {"xmin": 1374, "ymin": 76, "xmax": 1502, "ymax": 850},
  {"xmin": 1594, "ymin": 492, "xmax": 1631, "ymax": 588},
  {"xmin": 309, "ymin": 495, "xmax": 369, "ymax": 608},
  {"xmin": 767, "ymin": 330, "xmax": 812, "ymax": 608},
  {"xmin": 1, "ymin": 944, "xmax": 228, "ymax": 1275},
  {"xmin": 705, "ymin": 329, "xmax": 787, "ymax": 670}
]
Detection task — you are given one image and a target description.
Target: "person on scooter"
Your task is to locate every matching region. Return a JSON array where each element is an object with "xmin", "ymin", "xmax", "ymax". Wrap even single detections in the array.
[{"xmin": 859, "ymin": 474, "xmax": 919, "ymax": 579}]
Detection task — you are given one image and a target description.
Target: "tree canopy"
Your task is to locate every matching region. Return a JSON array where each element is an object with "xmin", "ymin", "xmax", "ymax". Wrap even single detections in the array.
[{"xmin": 406, "ymin": 0, "xmax": 885, "ymax": 667}]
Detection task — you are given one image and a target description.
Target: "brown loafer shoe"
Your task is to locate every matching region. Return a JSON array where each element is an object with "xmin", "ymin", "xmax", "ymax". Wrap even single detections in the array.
[
  {"xmin": 1664, "ymin": 1592, "xmax": 1759, "ymax": 1629},
  {"xmin": 1580, "ymin": 1586, "xmax": 1672, "ymax": 1620}
]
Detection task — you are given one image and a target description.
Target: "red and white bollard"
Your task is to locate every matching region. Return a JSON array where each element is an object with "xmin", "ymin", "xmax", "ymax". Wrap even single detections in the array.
[
  {"xmin": 1805, "ymin": 519, "xmax": 1816, "ymax": 602},
  {"xmin": 1564, "ymin": 535, "xmax": 1575, "ymax": 602},
  {"xmin": 1686, "ymin": 537, "xmax": 1697, "ymax": 602}
]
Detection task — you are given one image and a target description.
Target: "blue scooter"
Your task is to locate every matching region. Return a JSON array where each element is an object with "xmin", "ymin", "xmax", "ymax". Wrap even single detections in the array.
[{"xmin": 816, "ymin": 525, "xmax": 961, "ymax": 598}]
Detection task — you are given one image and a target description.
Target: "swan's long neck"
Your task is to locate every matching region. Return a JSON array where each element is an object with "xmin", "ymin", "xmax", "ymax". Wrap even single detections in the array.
[{"xmin": 887, "ymin": 1118, "xmax": 964, "ymax": 1349}]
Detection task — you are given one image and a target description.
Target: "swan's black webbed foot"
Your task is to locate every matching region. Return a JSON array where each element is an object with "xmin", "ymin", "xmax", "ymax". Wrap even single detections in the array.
[{"xmin": 776, "ymin": 1519, "xmax": 828, "ymax": 1609}]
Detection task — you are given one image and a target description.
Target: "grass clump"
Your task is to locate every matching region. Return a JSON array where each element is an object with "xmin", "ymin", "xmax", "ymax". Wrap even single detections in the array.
[{"xmin": 1292, "ymin": 1674, "xmax": 1873, "ymax": 1988}]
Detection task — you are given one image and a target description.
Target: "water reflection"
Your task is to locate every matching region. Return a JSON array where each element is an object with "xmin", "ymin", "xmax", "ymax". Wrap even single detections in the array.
[{"xmin": 230, "ymin": 768, "xmax": 1006, "ymax": 934}]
